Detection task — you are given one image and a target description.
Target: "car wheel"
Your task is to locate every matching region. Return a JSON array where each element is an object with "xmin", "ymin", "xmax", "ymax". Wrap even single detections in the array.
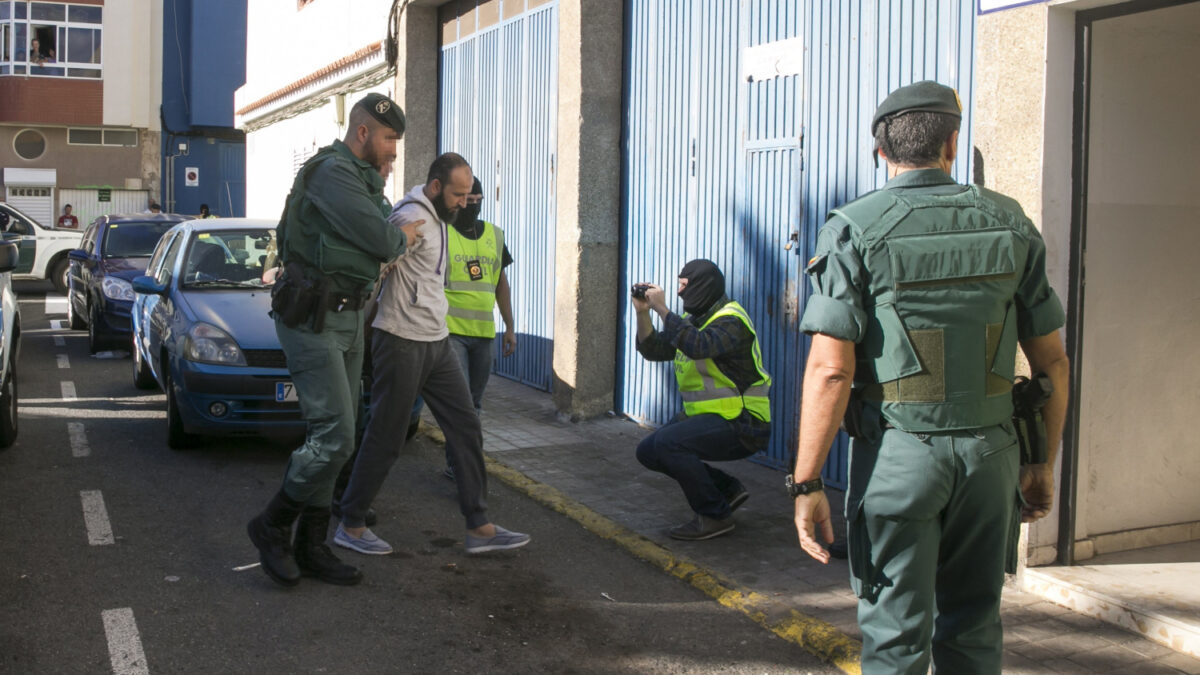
[
  {"xmin": 0, "ymin": 355, "xmax": 18, "ymax": 450},
  {"xmin": 67, "ymin": 293, "xmax": 86, "ymax": 330},
  {"xmin": 87, "ymin": 303, "xmax": 102, "ymax": 355},
  {"xmin": 50, "ymin": 258, "xmax": 69, "ymax": 295},
  {"xmin": 165, "ymin": 373, "xmax": 198, "ymax": 450},
  {"xmin": 131, "ymin": 334, "xmax": 156, "ymax": 390}
]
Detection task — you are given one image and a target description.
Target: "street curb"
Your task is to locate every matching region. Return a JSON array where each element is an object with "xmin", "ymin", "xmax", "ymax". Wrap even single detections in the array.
[{"xmin": 420, "ymin": 423, "xmax": 862, "ymax": 673}]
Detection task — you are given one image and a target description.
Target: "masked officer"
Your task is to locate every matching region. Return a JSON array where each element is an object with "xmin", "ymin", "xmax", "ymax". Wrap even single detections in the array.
[
  {"xmin": 790, "ymin": 81, "xmax": 1070, "ymax": 673},
  {"xmin": 247, "ymin": 93, "xmax": 423, "ymax": 588},
  {"xmin": 633, "ymin": 260, "xmax": 772, "ymax": 540}
]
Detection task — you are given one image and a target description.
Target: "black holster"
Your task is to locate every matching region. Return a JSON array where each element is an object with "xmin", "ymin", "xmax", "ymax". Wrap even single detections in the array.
[
  {"xmin": 271, "ymin": 262, "xmax": 324, "ymax": 332},
  {"xmin": 843, "ymin": 388, "xmax": 867, "ymax": 439},
  {"xmin": 1012, "ymin": 373, "xmax": 1053, "ymax": 465}
]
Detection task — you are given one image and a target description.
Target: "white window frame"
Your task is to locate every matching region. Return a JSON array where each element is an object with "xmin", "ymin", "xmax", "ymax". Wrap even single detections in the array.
[
  {"xmin": 0, "ymin": 1, "xmax": 103, "ymax": 80},
  {"xmin": 67, "ymin": 127, "xmax": 140, "ymax": 147}
]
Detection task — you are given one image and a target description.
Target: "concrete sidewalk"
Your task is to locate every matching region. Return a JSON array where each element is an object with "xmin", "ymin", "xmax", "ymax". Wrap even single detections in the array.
[{"xmin": 438, "ymin": 377, "xmax": 1200, "ymax": 675}]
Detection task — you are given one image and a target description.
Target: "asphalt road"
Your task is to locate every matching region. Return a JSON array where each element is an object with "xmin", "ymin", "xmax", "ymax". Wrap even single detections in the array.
[{"xmin": 0, "ymin": 281, "xmax": 836, "ymax": 675}]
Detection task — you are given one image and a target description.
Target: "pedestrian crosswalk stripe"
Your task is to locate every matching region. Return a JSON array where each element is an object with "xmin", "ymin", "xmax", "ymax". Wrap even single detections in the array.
[
  {"xmin": 68, "ymin": 422, "xmax": 89, "ymax": 458},
  {"xmin": 80, "ymin": 490, "xmax": 114, "ymax": 546},
  {"xmin": 102, "ymin": 608, "xmax": 149, "ymax": 675}
]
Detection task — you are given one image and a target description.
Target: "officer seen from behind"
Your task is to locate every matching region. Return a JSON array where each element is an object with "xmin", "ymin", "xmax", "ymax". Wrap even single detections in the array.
[
  {"xmin": 247, "ymin": 93, "xmax": 423, "ymax": 588},
  {"xmin": 790, "ymin": 81, "xmax": 1070, "ymax": 673}
]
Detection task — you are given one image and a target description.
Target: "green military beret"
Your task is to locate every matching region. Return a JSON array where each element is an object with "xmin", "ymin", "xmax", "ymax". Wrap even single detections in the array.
[
  {"xmin": 357, "ymin": 92, "xmax": 406, "ymax": 134},
  {"xmin": 871, "ymin": 80, "xmax": 962, "ymax": 134}
]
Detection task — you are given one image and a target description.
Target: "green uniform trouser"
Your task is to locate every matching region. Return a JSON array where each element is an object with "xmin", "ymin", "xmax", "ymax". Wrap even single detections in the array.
[
  {"xmin": 275, "ymin": 308, "xmax": 365, "ymax": 508},
  {"xmin": 846, "ymin": 422, "xmax": 1021, "ymax": 675}
]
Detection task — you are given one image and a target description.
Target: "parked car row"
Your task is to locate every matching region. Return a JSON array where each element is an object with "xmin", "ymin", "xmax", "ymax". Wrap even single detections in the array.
[{"xmin": 54, "ymin": 215, "xmax": 304, "ymax": 449}]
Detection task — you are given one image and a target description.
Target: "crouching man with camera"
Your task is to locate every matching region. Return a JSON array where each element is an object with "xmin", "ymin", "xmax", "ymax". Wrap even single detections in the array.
[{"xmin": 632, "ymin": 259, "xmax": 772, "ymax": 541}]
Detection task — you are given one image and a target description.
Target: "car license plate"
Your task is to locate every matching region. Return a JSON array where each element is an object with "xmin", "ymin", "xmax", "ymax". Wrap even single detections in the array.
[{"xmin": 275, "ymin": 382, "xmax": 298, "ymax": 402}]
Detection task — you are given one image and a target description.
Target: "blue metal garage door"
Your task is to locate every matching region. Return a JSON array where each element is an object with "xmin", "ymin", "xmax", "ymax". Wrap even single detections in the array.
[
  {"xmin": 620, "ymin": 0, "xmax": 975, "ymax": 487},
  {"xmin": 439, "ymin": 0, "xmax": 558, "ymax": 391}
]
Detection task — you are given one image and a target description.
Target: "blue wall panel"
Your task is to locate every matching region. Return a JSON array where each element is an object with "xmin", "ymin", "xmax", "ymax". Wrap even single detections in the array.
[
  {"xmin": 440, "ymin": 2, "xmax": 558, "ymax": 391},
  {"xmin": 621, "ymin": 0, "xmax": 975, "ymax": 487}
]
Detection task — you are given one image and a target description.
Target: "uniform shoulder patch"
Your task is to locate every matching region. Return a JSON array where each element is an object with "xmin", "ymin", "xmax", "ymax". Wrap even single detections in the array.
[{"xmin": 805, "ymin": 253, "xmax": 827, "ymax": 275}]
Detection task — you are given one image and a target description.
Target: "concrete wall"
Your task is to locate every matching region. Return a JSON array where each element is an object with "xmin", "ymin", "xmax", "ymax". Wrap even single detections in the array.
[
  {"xmin": 394, "ymin": 3, "xmax": 440, "ymax": 192},
  {"xmin": 0, "ymin": 127, "xmax": 144, "ymax": 190},
  {"xmin": 551, "ymin": 0, "xmax": 623, "ymax": 417},
  {"xmin": 103, "ymin": 0, "xmax": 162, "ymax": 131},
  {"xmin": 1076, "ymin": 2, "xmax": 1200, "ymax": 538}
]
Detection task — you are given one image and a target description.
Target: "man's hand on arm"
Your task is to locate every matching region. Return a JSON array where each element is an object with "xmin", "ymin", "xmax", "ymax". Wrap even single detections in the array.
[
  {"xmin": 398, "ymin": 219, "xmax": 425, "ymax": 248},
  {"xmin": 1018, "ymin": 330, "xmax": 1070, "ymax": 523},
  {"xmin": 793, "ymin": 333, "xmax": 856, "ymax": 563}
]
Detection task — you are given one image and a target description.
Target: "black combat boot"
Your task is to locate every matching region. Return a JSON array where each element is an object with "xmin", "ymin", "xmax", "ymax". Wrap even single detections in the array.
[
  {"xmin": 246, "ymin": 490, "xmax": 304, "ymax": 587},
  {"xmin": 293, "ymin": 507, "xmax": 363, "ymax": 586}
]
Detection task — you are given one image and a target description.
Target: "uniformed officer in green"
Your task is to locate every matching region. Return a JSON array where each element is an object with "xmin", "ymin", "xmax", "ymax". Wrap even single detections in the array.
[
  {"xmin": 790, "ymin": 81, "xmax": 1070, "ymax": 673},
  {"xmin": 247, "ymin": 93, "xmax": 423, "ymax": 588}
]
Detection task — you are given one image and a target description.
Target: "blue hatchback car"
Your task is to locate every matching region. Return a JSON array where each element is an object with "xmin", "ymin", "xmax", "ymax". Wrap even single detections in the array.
[
  {"xmin": 130, "ymin": 219, "xmax": 304, "ymax": 449},
  {"xmin": 68, "ymin": 213, "xmax": 189, "ymax": 353}
]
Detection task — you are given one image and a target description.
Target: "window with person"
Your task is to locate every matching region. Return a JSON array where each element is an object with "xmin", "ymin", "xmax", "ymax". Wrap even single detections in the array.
[{"xmin": 1, "ymin": 2, "xmax": 101, "ymax": 78}]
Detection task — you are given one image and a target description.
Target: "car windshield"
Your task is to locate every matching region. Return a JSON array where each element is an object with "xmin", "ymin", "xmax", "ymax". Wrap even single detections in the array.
[
  {"xmin": 182, "ymin": 229, "xmax": 277, "ymax": 290},
  {"xmin": 102, "ymin": 221, "xmax": 176, "ymax": 258}
]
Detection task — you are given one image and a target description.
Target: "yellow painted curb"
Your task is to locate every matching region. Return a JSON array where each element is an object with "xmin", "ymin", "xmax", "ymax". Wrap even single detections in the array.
[{"xmin": 477, "ymin": 450, "xmax": 863, "ymax": 673}]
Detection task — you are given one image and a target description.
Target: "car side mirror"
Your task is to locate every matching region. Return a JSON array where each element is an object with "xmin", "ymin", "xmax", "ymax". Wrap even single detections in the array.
[
  {"xmin": 68, "ymin": 249, "xmax": 89, "ymax": 262},
  {"xmin": 0, "ymin": 241, "xmax": 17, "ymax": 272},
  {"xmin": 132, "ymin": 275, "xmax": 168, "ymax": 296}
]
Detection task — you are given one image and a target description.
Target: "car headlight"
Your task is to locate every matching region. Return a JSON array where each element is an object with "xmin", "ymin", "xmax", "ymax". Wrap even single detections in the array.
[
  {"xmin": 182, "ymin": 322, "xmax": 246, "ymax": 365},
  {"xmin": 102, "ymin": 276, "xmax": 136, "ymax": 302}
]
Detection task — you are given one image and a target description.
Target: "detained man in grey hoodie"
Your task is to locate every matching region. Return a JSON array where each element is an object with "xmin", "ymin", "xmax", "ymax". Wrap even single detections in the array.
[{"xmin": 334, "ymin": 153, "xmax": 530, "ymax": 555}]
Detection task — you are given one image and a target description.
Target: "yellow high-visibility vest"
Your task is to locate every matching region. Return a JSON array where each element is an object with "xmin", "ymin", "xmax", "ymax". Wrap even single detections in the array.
[
  {"xmin": 445, "ymin": 220, "xmax": 504, "ymax": 338},
  {"xmin": 673, "ymin": 301, "xmax": 771, "ymax": 421}
]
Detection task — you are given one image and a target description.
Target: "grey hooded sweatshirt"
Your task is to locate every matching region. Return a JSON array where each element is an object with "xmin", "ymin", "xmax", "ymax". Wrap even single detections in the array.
[{"xmin": 372, "ymin": 184, "xmax": 450, "ymax": 342}]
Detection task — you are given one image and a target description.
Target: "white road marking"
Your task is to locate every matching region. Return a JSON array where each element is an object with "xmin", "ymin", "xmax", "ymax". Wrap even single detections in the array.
[
  {"xmin": 50, "ymin": 319, "xmax": 66, "ymax": 346},
  {"xmin": 101, "ymin": 608, "xmax": 150, "ymax": 675},
  {"xmin": 61, "ymin": 381, "xmax": 77, "ymax": 401},
  {"xmin": 68, "ymin": 422, "xmax": 89, "ymax": 457},
  {"xmin": 80, "ymin": 490, "xmax": 114, "ymax": 545},
  {"xmin": 43, "ymin": 296, "xmax": 67, "ymax": 316},
  {"xmin": 56, "ymin": 354, "xmax": 69, "ymax": 369}
]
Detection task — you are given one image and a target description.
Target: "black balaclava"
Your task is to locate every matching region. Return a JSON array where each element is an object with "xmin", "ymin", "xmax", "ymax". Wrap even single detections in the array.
[
  {"xmin": 678, "ymin": 259, "xmax": 725, "ymax": 316},
  {"xmin": 453, "ymin": 177, "xmax": 484, "ymax": 230}
]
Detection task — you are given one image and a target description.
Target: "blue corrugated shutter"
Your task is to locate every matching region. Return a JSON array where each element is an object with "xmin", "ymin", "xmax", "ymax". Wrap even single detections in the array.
[
  {"xmin": 439, "ymin": 2, "xmax": 558, "ymax": 391},
  {"xmin": 621, "ymin": 0, "xmax": 975, "ymax": 488}
]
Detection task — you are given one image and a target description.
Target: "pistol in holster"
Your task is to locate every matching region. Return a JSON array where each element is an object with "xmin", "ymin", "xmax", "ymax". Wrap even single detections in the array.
[
  {"xmin": 1012, "ymin": 372, "xmax": 1053, "ymax": 465},
  {"xmin": 270, "ymin": 261, "xmax": 326, "ymax": 332}
]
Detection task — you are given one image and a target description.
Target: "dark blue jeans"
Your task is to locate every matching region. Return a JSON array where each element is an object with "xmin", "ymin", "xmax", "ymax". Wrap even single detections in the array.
[{"xmin": 636, "ymin": 413, "xmax": 755, "ymax": 519}]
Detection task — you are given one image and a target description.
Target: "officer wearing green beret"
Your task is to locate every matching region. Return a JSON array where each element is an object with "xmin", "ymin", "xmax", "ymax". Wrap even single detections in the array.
[
  {"xmin": 247, "ymin": 92, "xmax": 424, "ymax": 588},
  {"xmin": 790, "ymin": 81, "xmax": 1071, "ymax": 673}
]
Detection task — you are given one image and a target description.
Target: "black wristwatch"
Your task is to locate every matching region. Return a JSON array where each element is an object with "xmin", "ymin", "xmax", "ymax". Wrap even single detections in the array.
[{"xmin": 786, "ymin": 475, "xmax": 824, "ymax": 498}]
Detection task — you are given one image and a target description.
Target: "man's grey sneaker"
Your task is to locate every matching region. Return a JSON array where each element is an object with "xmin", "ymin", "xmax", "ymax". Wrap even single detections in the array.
[
  {"xmin": 726, "ymin": 486, "xmax": 749, "ymax": 513},
  {"xmin": 332, "ymin": 524, "xmax": 393, "ymax": 555},
  {"xmin": 669, "ymin": 514, "xmax": 735, "ymax": 541},
  {"xmin": 465, "ymin": 525, "xmax": 530, "ymax": 554}
]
